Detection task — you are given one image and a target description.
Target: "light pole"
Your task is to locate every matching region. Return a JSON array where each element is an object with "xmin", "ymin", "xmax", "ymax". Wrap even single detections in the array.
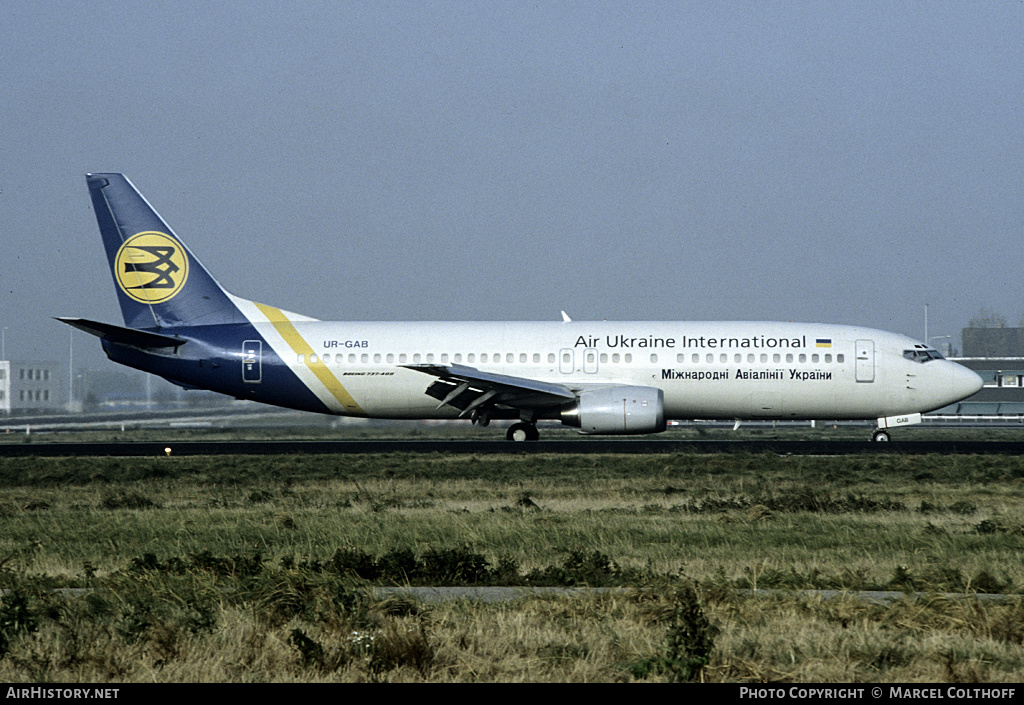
[
  {"xmin": 930, "ymin": 335, "xmax": 952, "ymax": 355},
  {"xmin": 69, "ymin": 328, "xmax": 74, "ymax": 412}
]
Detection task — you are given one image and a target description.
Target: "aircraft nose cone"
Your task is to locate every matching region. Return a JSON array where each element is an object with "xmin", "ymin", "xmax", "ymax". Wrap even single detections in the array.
[{"xmin": 949, "ymin": 363, "xmax": 983, "ymax": 401}]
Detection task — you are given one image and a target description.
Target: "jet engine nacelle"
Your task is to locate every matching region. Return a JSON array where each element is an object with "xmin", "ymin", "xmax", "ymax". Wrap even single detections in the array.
[{"xmin": 560, "ymin": 386, "xmax": 666, "ymax": 435}]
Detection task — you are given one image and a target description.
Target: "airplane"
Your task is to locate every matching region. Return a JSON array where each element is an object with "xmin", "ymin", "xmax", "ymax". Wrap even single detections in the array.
[{"xmin": 60, "ymin": 173, "xmax": 983, "ymax": 442}]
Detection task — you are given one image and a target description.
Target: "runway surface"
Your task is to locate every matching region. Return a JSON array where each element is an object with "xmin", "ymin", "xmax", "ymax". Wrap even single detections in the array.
[{"xmin": 3, "ymin": 438, "xmax": 1024, "ymax": 456}]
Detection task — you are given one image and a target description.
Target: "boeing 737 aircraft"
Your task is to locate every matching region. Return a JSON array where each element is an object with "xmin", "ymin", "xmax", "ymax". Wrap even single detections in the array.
[{"xmin": 61, "ymin": 174, "xmax": 983, "ymax": 441}]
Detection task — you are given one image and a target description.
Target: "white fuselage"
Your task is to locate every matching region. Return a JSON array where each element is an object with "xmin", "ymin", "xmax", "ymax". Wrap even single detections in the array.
[{"xmin": 237, "ymin": 306, "xmax": 982, "ymax": 422}]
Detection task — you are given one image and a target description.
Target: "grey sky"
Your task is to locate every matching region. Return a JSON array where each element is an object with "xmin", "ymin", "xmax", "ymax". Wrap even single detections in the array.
[{"xmin": 2, "ymin": 1, "xmax": 1022, "ymax": 372}]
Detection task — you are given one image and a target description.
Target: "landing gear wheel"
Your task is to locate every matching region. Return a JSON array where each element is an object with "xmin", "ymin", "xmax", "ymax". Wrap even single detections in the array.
[
  {"xmin": 872, "ymin": 429, "xmax": 891, "ymax": 442},
  {"xmin": 506, "ymin": 422, "xmax": 539, "ymax": 442}
]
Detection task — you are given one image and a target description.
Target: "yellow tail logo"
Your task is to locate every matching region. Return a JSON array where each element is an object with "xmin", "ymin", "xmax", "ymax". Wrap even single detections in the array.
[{"xmin": 115, "ymin": 231, "xmax": 190, "ymax": 304}]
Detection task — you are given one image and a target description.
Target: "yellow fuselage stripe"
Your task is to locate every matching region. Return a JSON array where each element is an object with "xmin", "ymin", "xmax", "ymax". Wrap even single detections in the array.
[{"xmin": 253, "ymin": 302, "xmax": 365, "ymax": 415}]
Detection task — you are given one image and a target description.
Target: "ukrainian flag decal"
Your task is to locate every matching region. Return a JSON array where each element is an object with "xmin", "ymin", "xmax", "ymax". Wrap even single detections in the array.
[{"xmin": 816, "ymin": 338, "xmax": 832, "ymax": 348}]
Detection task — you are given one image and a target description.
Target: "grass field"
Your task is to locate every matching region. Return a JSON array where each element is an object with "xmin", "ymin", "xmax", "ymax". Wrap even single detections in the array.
[{"xmin": 1, "ymin": 449, "xmax": 1022, "ymax": 682}]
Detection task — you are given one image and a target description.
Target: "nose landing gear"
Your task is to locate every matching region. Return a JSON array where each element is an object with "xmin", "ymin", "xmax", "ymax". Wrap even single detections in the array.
[{"xmin": 873, "ymin": 413, "xmax": 921, "ymax": 442}]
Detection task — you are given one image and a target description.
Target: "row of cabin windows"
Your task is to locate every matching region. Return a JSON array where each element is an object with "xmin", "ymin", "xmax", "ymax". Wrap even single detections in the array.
[
  {"xmin": 676, "ymin": 352, "xmax": 844, "ymax": 364},
  {"xmin": 304, "ymin": 352, "xmax": 557, "ymax": 365},
  {"xmin": 296, "ymin": 351, "xmax": 844, "ymax": 365}
]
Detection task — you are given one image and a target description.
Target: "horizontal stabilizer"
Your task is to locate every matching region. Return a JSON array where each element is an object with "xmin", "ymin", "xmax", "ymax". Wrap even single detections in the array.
[{"xmin": 55, "ymin": 317, "xmax": 185, "ymax": 349}]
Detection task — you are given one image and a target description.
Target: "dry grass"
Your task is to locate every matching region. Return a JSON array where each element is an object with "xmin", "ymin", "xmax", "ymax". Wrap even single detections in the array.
[
  {"xmin": 1, "ymin": 450, "xmax": 1023, "ymax": 681},
  {"xmin": 2, "ymin": 584, "xmax": 1022, "ymax": 682}
]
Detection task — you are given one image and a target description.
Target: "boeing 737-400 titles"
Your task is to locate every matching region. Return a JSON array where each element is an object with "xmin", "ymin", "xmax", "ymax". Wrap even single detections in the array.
[{"xmin": 61, "ymin": 174, "xmax": 983, "ymax": 441}]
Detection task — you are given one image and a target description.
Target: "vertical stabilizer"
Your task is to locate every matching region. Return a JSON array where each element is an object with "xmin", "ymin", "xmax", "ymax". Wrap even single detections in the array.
[{"xmin": 86, "ymin": 173, "xmax": 246, "ymax": 330}]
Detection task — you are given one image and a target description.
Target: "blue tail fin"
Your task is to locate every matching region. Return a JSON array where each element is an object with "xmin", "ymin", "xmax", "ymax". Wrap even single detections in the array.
[{"xmin": 86, "ymin": 173, "xmax": 246, "ymax": 330}]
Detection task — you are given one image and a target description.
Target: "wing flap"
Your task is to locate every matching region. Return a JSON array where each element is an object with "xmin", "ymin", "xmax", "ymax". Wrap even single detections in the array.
[{"xmin": 404, "ymin": 363, "xmax": 575, "ymax": 417}]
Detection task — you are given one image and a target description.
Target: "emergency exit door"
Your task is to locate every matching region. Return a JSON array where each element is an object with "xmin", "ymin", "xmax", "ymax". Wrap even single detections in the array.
[{"xmin": 855, "ymin": 339, "xmax": 874, "ymax": 383}]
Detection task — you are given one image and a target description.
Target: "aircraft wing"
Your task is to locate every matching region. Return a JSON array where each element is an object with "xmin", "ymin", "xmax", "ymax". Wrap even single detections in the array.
[{"xmin": 402, "ymin": 363, "xmax": 576, "ymax": 418}]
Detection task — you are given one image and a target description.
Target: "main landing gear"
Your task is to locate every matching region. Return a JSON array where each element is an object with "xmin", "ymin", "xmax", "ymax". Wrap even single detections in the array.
[{"xmin": 506, "ymin": 421, "xmax": 540, "ymax": 441}]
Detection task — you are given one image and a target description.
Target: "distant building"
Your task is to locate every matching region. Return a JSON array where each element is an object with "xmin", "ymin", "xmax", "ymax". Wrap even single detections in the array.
[
  {"xmin": 9, "ymin": 361, "xmax": 64, "ymax": 413},
  {"xmin": 0, "ymin": 361, "xmax": 9, "ymax": 414},
  {"xmin": 944, "ymin": 327, "xmax": 1024, "ymax": 417},
  {"xmin": 961, "ymin": 327, "xmax": 1024, "ymax": 358}
]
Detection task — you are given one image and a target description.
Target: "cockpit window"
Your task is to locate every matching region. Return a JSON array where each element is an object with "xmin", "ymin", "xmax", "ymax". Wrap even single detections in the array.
[{"xmin": 903, "ymin": 348, "xmax": 944, "ymax": 363}]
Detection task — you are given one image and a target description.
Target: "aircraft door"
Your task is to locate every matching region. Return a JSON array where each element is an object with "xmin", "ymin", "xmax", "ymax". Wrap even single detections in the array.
[
  {"xmin": 243, "ymin": 340, "xmax": 262, "ymax": 383},
  {"xmin": 855, "ymin": 339, "xmax": 874, "ymax": 383},
  {"xmin": 559, "ymin": 348, "xmax": 574, "ymax": 374}
]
